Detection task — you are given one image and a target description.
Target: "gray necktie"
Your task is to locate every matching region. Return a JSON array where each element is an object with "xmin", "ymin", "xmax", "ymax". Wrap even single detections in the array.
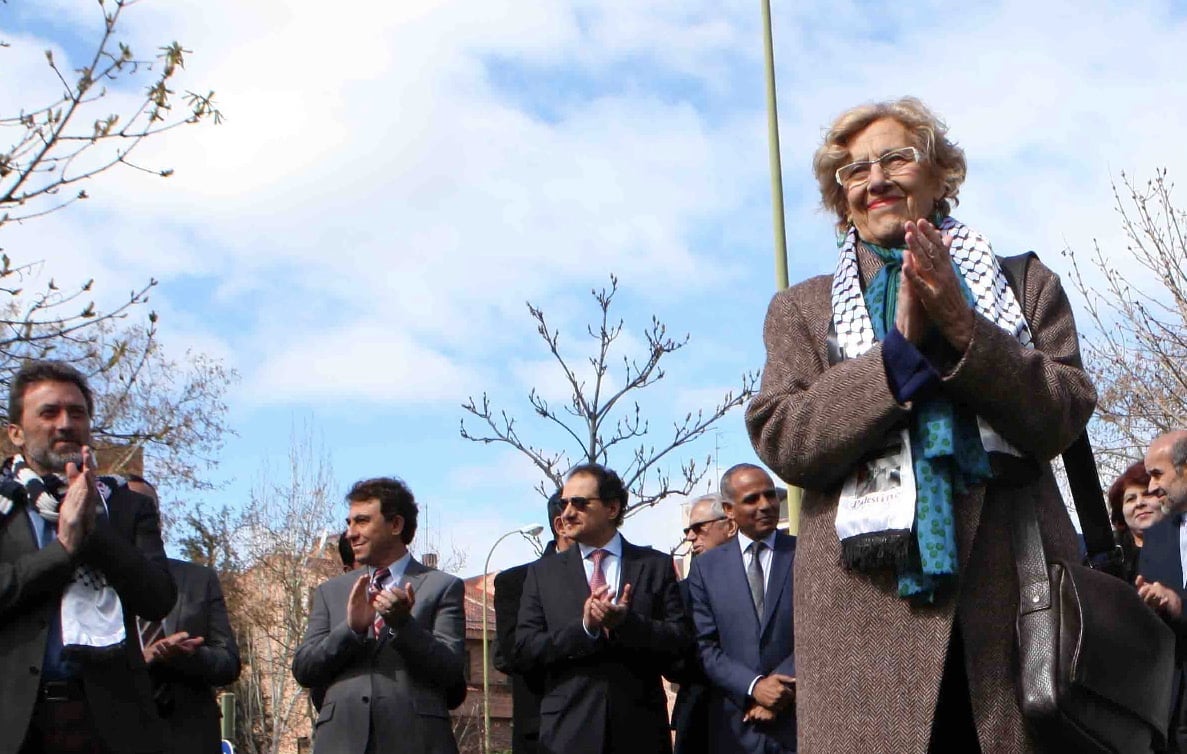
[{"xmin": 747, "ymin": 540, "xmax": 766, "ymax": 617}]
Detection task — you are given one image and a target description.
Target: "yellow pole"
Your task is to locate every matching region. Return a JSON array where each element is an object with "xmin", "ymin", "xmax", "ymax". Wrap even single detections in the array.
[
  {"xmin": 761, "ymin": 0, "xmax": 801, "ymax": 533},
  {"xmin": 762, "ymin": 0, "xmax": 789, "ymax": 292}
]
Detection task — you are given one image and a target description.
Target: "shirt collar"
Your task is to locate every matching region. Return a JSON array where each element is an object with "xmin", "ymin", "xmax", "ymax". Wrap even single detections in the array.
[
  {"xmin": 579, "ymin": 531, "xmax": 623, "ymax": 559},
  {"xmin": 370, "ymin": 550, "xmax": 412, "ymax": 586},
  {"xmin": 737, "ymin": 529, "xmax": 777, "ymax": 553}
]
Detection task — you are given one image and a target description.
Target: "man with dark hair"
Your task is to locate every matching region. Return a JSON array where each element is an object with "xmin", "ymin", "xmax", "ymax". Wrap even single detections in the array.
[
  {"xmin": 0, "ymin": 359, "xmax": 176, "ymax": 754},
  {"xmin": 127, "ymin": 476, "xmax": 242, "ymax": 754},
  {"xmin": 515, "ymin": 463, "xmax": 691, "ymax": 754},
  {"xmin": 293, "ymin": 476, "xmax": 466, "ymax": 754},
  {"xmin": 493, "ymin": 491, "xmax": 573, "ymax": 754},
  {"xmin": 1139, "ymin": 431, "xmax": 1187, "ymax": 751},
  {"xmin": 687, "ymin": 464, "xmax": 797, "ymax": 753}
]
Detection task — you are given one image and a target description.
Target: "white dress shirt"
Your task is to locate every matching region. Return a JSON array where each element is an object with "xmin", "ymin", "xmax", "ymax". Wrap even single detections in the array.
[
  {"xmin": 737, "ymin": 529, "xmax": 777, "ymax": 594},
  {"xmin": 580, "ymin": 532, "xmax": 623, "ymax": 637},
  {"xmin": 1178, "ymin": 517, "xmax": 1187, "ymax": 588}
]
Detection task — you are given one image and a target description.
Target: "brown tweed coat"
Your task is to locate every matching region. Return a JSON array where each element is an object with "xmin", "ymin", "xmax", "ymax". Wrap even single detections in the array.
[{"xmin": 745, "ymin": 249, "xmax": 1096, "ymax": 754}]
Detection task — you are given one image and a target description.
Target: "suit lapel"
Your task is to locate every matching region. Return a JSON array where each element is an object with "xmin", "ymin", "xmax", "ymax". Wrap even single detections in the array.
[
  {"xmin": 759, "ymin": 534, "xmax": 792, "ymax": 636},
  {"xmin": 618, "ymin": 537, "xmax": 642, "ymax": 604},
  {"xmin": 563, "ymin": 545, "xmax": 590, "ymax": 603},
  {"xmin": 164, "ymin": 561, "xmax": 184, "ymax": 635}
]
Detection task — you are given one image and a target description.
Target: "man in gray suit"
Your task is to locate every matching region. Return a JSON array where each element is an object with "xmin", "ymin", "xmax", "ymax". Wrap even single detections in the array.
[{"xmin": 293, "ymin": 476, "xmax": 466, "ymax": 754}]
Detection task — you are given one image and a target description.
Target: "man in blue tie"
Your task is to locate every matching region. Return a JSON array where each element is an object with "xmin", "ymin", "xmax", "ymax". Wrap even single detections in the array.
[{"xmin": 687, "ymin": 463, "xmax": 797, "ymax": 753}]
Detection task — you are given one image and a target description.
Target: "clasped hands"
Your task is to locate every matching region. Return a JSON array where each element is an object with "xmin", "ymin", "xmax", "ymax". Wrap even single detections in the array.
[
  {"xmin": 896, "ymin": 220, "xmax": 975, "ymax": 353},
  {"xmin": 583, "ymin": 583, "xmax": 633, "ymax": 635},
  {"xmin": 743, "ymin": 673, "xmax": 796, "ymax": 723},
  {"xmin": 346, "ymin": 573, "xmax": 416, "ymax": 635}
]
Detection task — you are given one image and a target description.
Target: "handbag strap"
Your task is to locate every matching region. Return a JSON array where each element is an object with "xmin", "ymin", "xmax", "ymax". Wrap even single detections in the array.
[
  {"xmin": 998, "ymin": 253, "xmax": 1115, "ymax": 561},
  {"xmin": 1009, "ymin": 487, "xmax": 1052, "ymax": 614}
]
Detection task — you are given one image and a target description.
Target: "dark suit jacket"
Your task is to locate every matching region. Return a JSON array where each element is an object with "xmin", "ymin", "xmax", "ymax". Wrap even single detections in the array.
[
  {"xmin": 494, "ymin": 558, "xmax": 546, "ymax": 754},
  {"xmin": 1139, "ymin": 515, "xmax": 1187, "ymax": 751},
  {"xmin": 669, "ymin": 578, "xmax": 710, "ymax": 754},
  {"xmin": 0, "ymin": 479, "xmax": 176, "ymax": 754},
  {"xmin": 687, "ymin": 531, "xmax": 797, "ymax": 754},
  {"xmin": 149, "ymin": 558, "xmax": 241, "ymax": 754},
  {"xmin": 514, "ymin": 535, "xmax": 692, "ymax": 754},
  {"xmin": 293, "ymin": 557, "xmax": 466, "ymax": 754}
]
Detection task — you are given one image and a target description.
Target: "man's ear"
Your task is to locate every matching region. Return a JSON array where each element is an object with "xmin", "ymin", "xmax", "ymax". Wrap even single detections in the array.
[
  {"xmin": 389, "ymin": 514, "xmax": 405, "ymax": 538},
  {"xmin": 607, "ymin": 498, "xmax": 623, "ymax": 523},
  {"xmin": 7, "ymin": 423, "xmax": 24, "ymax": 450},
  {"xmin": 722, "ymin": 501, "xmax": 736, "ymax": 520}
]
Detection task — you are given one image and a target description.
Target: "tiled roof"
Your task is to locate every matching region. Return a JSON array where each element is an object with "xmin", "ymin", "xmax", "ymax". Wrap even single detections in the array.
[{"xmin": 462, "ymin": 572, "xmax": 498, "ymax": 632}]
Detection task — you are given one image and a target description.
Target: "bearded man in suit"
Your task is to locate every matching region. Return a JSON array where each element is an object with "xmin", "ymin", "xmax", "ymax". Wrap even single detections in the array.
[{"xmin": 0, "ymin": 360, "xmax": 176, "ymax": 754}]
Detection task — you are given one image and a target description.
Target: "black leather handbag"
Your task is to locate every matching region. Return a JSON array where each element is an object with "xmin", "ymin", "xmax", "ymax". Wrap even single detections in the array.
[
  {"xmin": 998, "ymin": 253, "xmax": 1176, "ymax": 752},
  {"xmin": 1010, "ymin": 432, "xmax": 1176, "ymax": 753}
]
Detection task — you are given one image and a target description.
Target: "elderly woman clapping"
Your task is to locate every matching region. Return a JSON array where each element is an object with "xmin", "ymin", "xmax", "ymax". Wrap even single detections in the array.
[{"xmin": 746, "ymin": 98, "xmax": 1095, "ymax": 753}]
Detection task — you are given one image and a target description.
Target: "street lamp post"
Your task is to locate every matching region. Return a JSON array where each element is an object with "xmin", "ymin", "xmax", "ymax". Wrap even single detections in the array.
[{"xmin": 482, "ymin": 524, "xmax": 544, "ymax": 754}]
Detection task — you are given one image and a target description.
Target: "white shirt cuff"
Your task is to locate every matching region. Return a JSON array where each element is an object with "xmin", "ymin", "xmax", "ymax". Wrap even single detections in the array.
[{"xmin": 747, "ymin": 675, "xmax": 763, "ymax": 698}]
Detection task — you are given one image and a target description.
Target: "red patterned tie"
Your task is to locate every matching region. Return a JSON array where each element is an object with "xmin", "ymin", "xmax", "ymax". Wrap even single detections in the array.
[
  {"xmin": 588, "ymin": 549, "xmax": 608, "ymax": 593},
  {"xmin": 370, "ymin": 567, "xmax": 390, "ymax": 638}
]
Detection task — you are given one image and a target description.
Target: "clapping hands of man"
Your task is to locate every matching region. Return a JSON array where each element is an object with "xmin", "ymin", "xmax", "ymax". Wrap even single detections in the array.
[
  {"xmin": 583, "ymin": 583, "xmax": 633, "ymax": 635},
  {"xmin": 345, "ymin": 574, "xmax": 416, "ymax": 635},
  {"xmin": 57, "ymin": 445, "xmax": 100, "ymax": 555}
]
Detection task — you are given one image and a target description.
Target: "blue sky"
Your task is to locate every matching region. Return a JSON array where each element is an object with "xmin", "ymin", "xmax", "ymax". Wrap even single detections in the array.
[{"xmin": 3, "ymin": 0, "xmax": 1187, "ymax": 572}]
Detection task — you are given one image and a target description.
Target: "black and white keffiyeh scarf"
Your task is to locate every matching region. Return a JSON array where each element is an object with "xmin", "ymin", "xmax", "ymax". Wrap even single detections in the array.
[
  {"xmin": 1, "ymin": 456, "xmax": 127, "ymax": 658},
  {"xmin": 830, "ymin": 216, "xmax": 1033, "ymax": 597},
  {"xmin": 830, "ymin": 216, "xmax": 1032, "ymax": 358}
]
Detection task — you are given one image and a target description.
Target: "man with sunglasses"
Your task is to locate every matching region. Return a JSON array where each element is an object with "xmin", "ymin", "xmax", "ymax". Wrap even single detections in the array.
[
  {"xmin": 687, "ymin": 464, "xmax": 797, "ymax": 753},
  {"xmin": 514, "ymin": 463, "xmax": 691, "ymax": 754},
  {"xmin": 684, "ymin": 493, "xmax": 737, "ymax": 557},
  {"xmin": 671, "ymin": 493, "xmax": 737, "ymax": 754}
]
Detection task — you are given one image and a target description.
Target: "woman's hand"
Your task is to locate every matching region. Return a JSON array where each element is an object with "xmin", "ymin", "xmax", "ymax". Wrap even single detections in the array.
[
  {"xmin": 894, "ymin": 269, "xmax": 928, "ymax": 345},
  {"xmin": 902, "ymin": 219, "xmax": 974, "ymax": 352}
]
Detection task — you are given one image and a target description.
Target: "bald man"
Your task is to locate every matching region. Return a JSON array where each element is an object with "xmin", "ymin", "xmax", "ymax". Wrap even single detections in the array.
[{"xmin": 1139, "ymin": 431, "xmax": 1187, "ymax": 752}]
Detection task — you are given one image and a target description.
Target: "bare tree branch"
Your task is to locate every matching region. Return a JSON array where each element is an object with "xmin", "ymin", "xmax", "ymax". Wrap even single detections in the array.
[
  {"xmin": 1, "ymin": 0, "xmax": 221, "ymax": 235},
  {"xmin": 460, "ymin": 274, "xmax": 759, "ymax": 515},
  {"xmin": 1068, "ymin": 168, "xmax": 1187, "ymax": 480}
]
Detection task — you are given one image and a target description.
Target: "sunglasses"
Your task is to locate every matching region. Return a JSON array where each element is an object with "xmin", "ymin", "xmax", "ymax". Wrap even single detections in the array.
[
  {"xmin": 559, "ymin": 496, "xmax": 602, "ymax": 511},
  {"xmin": 683, "ymin": 516, "xmax": 727, "ymax": 537}
]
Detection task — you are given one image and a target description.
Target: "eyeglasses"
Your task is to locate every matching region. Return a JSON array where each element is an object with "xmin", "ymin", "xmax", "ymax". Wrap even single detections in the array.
[
  {"xmin": 683, "ymin": 516, "xmax": 727, "ymax": 537},
  {"xmin": 835, "ymin": 146, "xmax": 922, "ymax": 187},
  {"xmin": 559, "ymin": 496, "xmax": 601, "ymax": 510},
  {"xmin": 738, "ymin": 488, "xmax": 780, "ymax": 506}
]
